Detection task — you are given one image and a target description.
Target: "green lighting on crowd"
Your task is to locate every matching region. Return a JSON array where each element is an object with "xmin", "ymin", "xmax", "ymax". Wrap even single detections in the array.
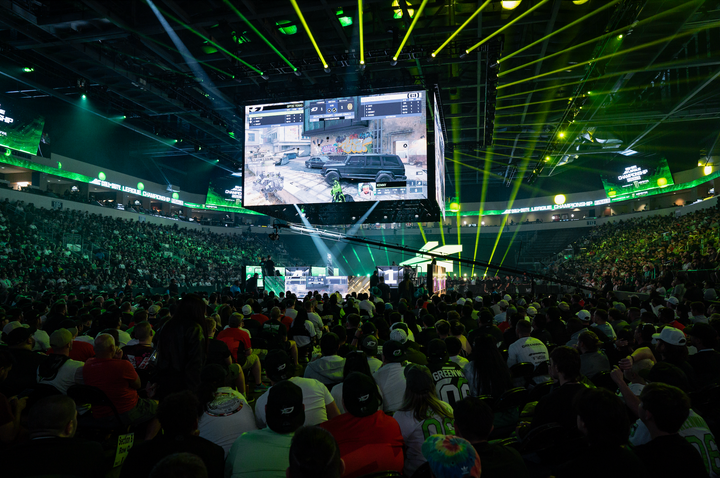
[
  {"xmin": 98, "ymin": 172, "xmax": 106, "ymax": 181},
  {"xmin": 137, "ymin": 182, "xmax": 145, "ymax": 191},
  {"xmin": 172, "ymin": 192, "xmax": 180, "ymax": 199}
]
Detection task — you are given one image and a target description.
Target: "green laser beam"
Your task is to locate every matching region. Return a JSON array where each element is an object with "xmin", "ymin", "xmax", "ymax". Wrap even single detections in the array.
[
  {"xmin": 222, "ymin": 0, "xmax": 297, "ymax": 70},
  {"xmin": 359, "ymin": 0, "xmax": 365, "ymax": 64},
  {"xmin": 499, "ymin": 18, "xmax": 720, "ymax": 90},
  {"xmin": 471, "ymin": 149, "xmax": 493, "ymax": 276},
  {"xmin": 499, "ymin": 0, "xmax": 702, "ymax": 78},
  {"xmin": 432, "ymin": 0, "xmax": 492, "ymax": 57},
  {"xmin": 393, "ymin": 0, "xmax": 429, "ymax": 61},
  {"xmin": 499, "ymin": 0, "xmax": 622, "ymax": 64},
  {"xmin": 467, "ymin": 0, "xmax": 550, "ymax": 53},
  {"xmin": 290, "ymin": 0, "xmax": 328, "ymax": 68},
  {"xmin": 151, "ymin": 3, "xmax": 263, "ymax": 75},
  {"xmin": 417, "ymin": 222, "xmax": 428, "ymax": 243}
]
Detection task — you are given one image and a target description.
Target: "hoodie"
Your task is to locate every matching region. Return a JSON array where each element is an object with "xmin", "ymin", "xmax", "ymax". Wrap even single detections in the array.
[{"xmin": 303, "ymin": 355, "xmax": 345, "ymax": 386}]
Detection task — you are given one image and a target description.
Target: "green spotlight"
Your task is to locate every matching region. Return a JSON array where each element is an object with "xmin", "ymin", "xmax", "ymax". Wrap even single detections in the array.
[
  {"xmin": 558, "ymin": 132, "xmax": 566, "ymax": 139},
  {"xmin": 449, "ymin": 202, "xmax": 460, "ymax": 212},
  {"xmin": 23, "ymin": 67, "xmax": 34, "ymax": 72},
  {"xmin": 172, "ymin": 192, "xmax": 180, "ymax": 199},
  {"xmin": 393, "ymin": 0, "xmax": 429, "ymax": 61},
  {"xmin": 4, "ymin": 149, "xmax": 11, "ymax": 157},
  {"xmin": 81, "ymin": 94, "xmax": 86, "ymax": 99},
  {"xmin": 98, "ymin": 172, "xmax": 106, "ymax": 181},
  {"xmin": 617, "ymin": 34, "xmax": 623, "ymax": 40},
  {"xmin": 276, "ymin": 20, "xmax": 297, "ymax": 35},
  {"xmin": 57, "ymin": 162, "xmax": 62, "ymax": 169},
  {"xmin": 137, "ymin": 182, "xmax": 145, "ymax": 191}
]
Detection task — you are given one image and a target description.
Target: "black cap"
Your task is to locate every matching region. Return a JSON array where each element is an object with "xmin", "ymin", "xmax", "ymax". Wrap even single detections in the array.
[
  {"xmin": 383, "ymin": 340, "xmax": 406, "ymax": 363},
  {"xmin": 427, "ymin": 339, "xmax": 448, "ymax": 364},
  {"xmin": 201, "ymin": 364, "xmax": 228, "ymax": 383},
  {"xmin": 404, "ymin": 364, "xmax": 435, "ymax": 394},
  {"xmin": 360, "ymin": 335, "xmax": 379, "ymax": 356},
  {"xmin": 6, "ymin": 327, "xmax": 34, "ymax": 346},
  {"xmin": 342, "ymin": 372, "xmax": 381, "ymax": 417},
  {"xmin": 265, "ymin": 349, "xmax": 295, "ymax": 381},
  {"xmin": 266, "ymin": 380, "xmax": 305, "ymax": 434}
]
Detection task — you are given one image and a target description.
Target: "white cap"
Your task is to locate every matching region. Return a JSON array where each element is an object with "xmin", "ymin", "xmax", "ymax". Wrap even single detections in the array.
[{"xmin": 577, "ymin": 310, "xmax": 591, "ymax": 321}]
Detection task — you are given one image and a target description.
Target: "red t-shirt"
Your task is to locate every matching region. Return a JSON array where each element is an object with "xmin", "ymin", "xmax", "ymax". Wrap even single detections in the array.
[
  {"xmin": 498, "ymin": 322, "xmax": 511, "ymax": 333},
  {"xmin": 82, "ymin": 358, "xmax": 139, "ymax": 417},
  {"xmin": 48, "ymin": 340, "xmax": 95, "ymax": 362},
  {"xmin": 280, "ymin": 315, "xmax": 293, "ymax": 331},
  {"xmin": 251, "ymin": 313, "xmax": 269, "ymax": 326},
  {"xmin": 216, "ymin": 328, "xmax": 252, "ymax": 361},
  {"xmin": 320, "ymin": 411, "xmax": 404, "ymax": 478},
  {"xmin": 669, "ymin": 320, "xmax": 686, "ymax": 331}
]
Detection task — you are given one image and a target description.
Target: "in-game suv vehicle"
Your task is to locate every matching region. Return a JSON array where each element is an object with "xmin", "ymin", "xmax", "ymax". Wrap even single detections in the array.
[{"xmin": 320, "ymin": 154, "xmax": 407, "ymax": 185}]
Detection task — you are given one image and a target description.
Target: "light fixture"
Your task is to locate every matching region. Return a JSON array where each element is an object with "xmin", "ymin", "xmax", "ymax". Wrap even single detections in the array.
[
  {"xmin": 392, "ymin": 0, "xmax": 414, "ymax": 19},
  {"xmin": 704, "ymin": 165, "xmax": 713, "ymax": 176},
  {"xmin": 467, "ymin": 0, "xmax": 549, "ymax": 53},
  {"xmin": 501, "ymin": 0, "xmax": 522, "ymax": 9},
  {"xmin": 558, "ymin": 132, "xmax": 566, "ymax": 138},
  {"xmin": 572, "ymin": 0, "xmax": 589, "ymax": 4},
  {"xmin": 389, "ymin": 59, "xmax": 398, "ymax": 66},
  {"xmin": 554, "ymin": 194, "xmax": 566, "ymax": 205}
]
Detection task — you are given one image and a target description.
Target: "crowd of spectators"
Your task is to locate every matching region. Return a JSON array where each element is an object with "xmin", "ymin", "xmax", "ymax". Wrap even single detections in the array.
[
  {"xmin": 0, "ymin": 198, "xmax": 283, "ymax": 295},
  {"xmin": 0, "ymin": 196, "xmax": 718, "ymax": 477},
  {"xmin": 547, "ymin": 203, "xmax": 720, "ymax": 294}
]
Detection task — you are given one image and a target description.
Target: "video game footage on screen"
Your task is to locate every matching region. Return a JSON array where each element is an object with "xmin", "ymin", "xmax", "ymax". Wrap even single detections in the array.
[{"xmin": 243, "ymin": 91, "xmax": 429, "ymax": 207}]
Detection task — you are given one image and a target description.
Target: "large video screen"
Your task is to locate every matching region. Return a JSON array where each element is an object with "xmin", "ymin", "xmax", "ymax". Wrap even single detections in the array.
[
  {"xmin": 377, "ymin": 266, "xmax": 404, "ymax": 287},
  {"xmin": 285, "ymin": 275, "xmax": 349, "ymax": 297},
  {"xmin": 0, "ymin": 96, "xmax": 45, "ymax": 155},
  {"xmin": 206, "ymin": 172, "xmax": 243, "ymax": 209},
  {"xmin": 243, "ymin": 90, "xmax": 428, "ymax": 206},
  {"xmin": 433, "ymin": 92, "xmax": 446, "ymax": 220},
  {"xmin": 600, "ymin": 157, "xmax": 674, "ymax": 200}
]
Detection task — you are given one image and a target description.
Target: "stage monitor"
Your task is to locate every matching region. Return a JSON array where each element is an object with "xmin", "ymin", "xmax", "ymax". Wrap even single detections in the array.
[
  {"xmin": 433, "ymin": 91, "xmax": 446, "ymax": 220},
  {"xmin": 377, "ymin": 266, "xmax": 403, "ymax": 287},
  {"xmin": 0, "ymin": 96, "xmax": 45, "ymax": 155},
  {"xmin": 286, "ymin": 266, "xmax": 310, "ymax": 277},
  {"xmin": 242, "ymin": 89, "xmax": 440, "ymax": 224},
  {"xmin": 206, "ymin": 171, "xmax": 243, "ymax": 209},
  {"xmin": 600, "ymin": 157, "xmax": 674, "ymax": 201}
]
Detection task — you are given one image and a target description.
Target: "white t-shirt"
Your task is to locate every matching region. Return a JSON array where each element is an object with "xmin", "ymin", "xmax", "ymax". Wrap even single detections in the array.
[
  {"xmin": 198, "ymin": 387, "xmax": 257, "ymax": 457},
  {"xmin": 450, "ymin": 355, "xmax": 469, "ymax": 369},
  {"xmin": 36, "ymin": 358, "xmax": 84, "ymax": 394},
  {"xmin": 307, "ymin": 312, "xmax": 323, "ymax": 338},
  {"xmin": 367, "ymin": 357, "xmax": 383, "ymax": 374},
  {"xmin": 290, "ymin": 319, "xmax": 316, "ymax": 348},
  {"xmin": 393, "ymin": 402, "xmax": 455, "ymax": 477},
  {"xmin": 630, "ymin": 409, "xmax": 719, "ymax": 478},
  {"xmin": 284, "ymin": 309, "xmax": 298, "ymax": 321},
  {"xmin": 506, "ymin": 336, "xmax": 549, "ymax": 367},
  {"xmin": 255, "ymin": 377, "xmax": 334, "ymax": 429},
  {"xmin": 373, "ymin": 363, "xmax": 407, "ymax": 413}
]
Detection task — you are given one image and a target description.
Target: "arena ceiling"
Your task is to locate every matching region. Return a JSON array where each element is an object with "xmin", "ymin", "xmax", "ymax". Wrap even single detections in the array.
[{"xmin": 0, "ymin": 0, "xmax": 719, "ymax": 202}]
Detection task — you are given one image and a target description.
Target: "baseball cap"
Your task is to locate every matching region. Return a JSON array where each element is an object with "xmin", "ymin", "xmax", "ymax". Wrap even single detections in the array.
[
  {"xmin": 360, "ymin": 335, "xmax": 379, "ymax": 356},
  {"xmin": 503, "ymin": 294, "xmax": 512, "ymax": 301},
  {"xmin": 577, "ymin": 310, "xmax": 592, "ymax": 322},
  {"xmin": 517, "ymin": 298, "xmax": 527, "ymax": 307},
  {"xmin": 49, "ymin": 329, "xmax": 72, "ymax": 349},
  {"xmin": 201, "ymin": 364, "xmax": 228, "ymax": 383},
  {"xmin": 426, "ymin": 339, "xmax": 448, "ymax": 363},
  {"xmin": 666, "ymin": 297, "xmax": 679, "ymax": 306},
  {"xmin": 526, "ymin": 307, "xmax": 537, "ymax": 317},
  {"xmin": 389, "ymin": 328, "xmax": 408, "ymax": 344},
  {"xmin": 652, "ymin": 326, "xmax": 686, "ymax": 346},
  {"xmin": 242, "ymin": 305, "xmax": 253, "ymax": 316},
  {"xmin": 558, "ymin": 302, "xmax": 570, "ymax": 312},
  {"xmin": 422, "ymin": 435, "xmax": 482, "ymax": 478},
  {"xmin": 405, "ymin": 364, "xmax": 435, "ymax": 394},
  {"xmin": 638, "ymin": 362, "xmax": 689, "ymax": 391},
  {"xmin": 656, "ymin": 287, "xmax": 667, "ymax": 296},
  {"xmin": 474, "ymin": 296, "xmax": 483, "ymax": 304},
  {"xmin": 685, "ymin": 323, "xmax": 718, "ymax": 344},
  {"xmin": 5, "ymin": 327, "xmax": 34, "ymax": 346},
  {"xmin": 457, "ymin": 298, "xmax": 466, "ymax": 306},
  {"xmin": 266, "ymin": 380, "xmax": 305, "ymax": 434},
  {"xmin": 498, "ymin": 300, "xmax": 509, "ymax": 308},
  {"xmin": 265, "ymin": 350, "xmax": 296, "ymax": 381},
  {"xmin": 614, "ymin": 302, "xmax": 627, "ymax": 312},
  {"xmin": 148, "ymin": 304, "xmax": 161, "ymax": 316},
  {"xmin": 2, "ymin": 320, "xmax": 28, "ymax": 336},
  {"xmin": 385, "ymin": 303, "xmax": 393, "ymax": 310},
  {"xmin": 342, "ymin": 372, "xmax": 381, "ymax": 417},
  {"xmin": 383, "ymin": 340, "xmax": 406, "ymax": 363}
]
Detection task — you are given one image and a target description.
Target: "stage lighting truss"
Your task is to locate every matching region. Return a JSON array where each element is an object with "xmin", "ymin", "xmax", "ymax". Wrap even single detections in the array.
[{"xmin": 482, "ymin": 37, "xmax": 504, "ymax": 148}]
